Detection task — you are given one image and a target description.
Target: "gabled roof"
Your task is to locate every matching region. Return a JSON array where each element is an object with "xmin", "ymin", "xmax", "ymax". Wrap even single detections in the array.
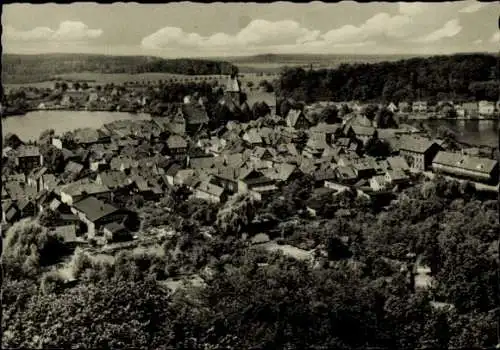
[
  {"xmin": 386, "ymin": 156, "xmax": 410, "ymax": 171},
  {"xmin": 433, "ymin": 151, "xmax": 498, "ymax": 174},
  {"xmin": 28, "ymin": 167, "xmax": 47, "ymax": 180},
  {"xmin": 196, "ymin": 181, "xmax": 225, "ymax": 197},
  {"xmin": 98, "ymin": 171, "xmax": 129, "ymax": 188},
  {"xmin": 398, "ymin": 136, "xmax": 439, "ymax": 154},
  {"xmin": 189, "ymin": 156, "xmax": 216, "ymax": 170},
  {"xmin": 64, "ymin": 161, "xmax": 84, "ymax": 174},
  {"xmin": 243, "ymin": 128, "xmax": 263, "ymax": 144},
  {"xmin": 386, "ymin": 169, "xmax": 409, "ymax": 181},
  {"xmin": 60, "ymin": 182, "xmax": 110, "ymax": 197},
  {"xmin": 167, "ymin": 135, "xmax": 187, "ymax": 149},
  {"xmin": 16, "ymin": 145, "xmax": 40, "ymax": 158},
  {"xmin": 336, "ymin": 165, "xmax": 357, "ymax": 179},
  {"xmin": 165, "ymin": 163, "xmax": 182, "ymax": 177},
  {"xmin": 72, "ymin": 196, "xmax": 122, "ymax": 222},
  {"xmin": 286, "ymin": 109, "xmax": 308, "ymax": 127}
]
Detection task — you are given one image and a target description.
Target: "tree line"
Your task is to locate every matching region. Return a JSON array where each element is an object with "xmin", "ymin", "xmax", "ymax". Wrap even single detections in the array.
[
  {"xmin": 2, "ymin": 54, "xmax": 238, "ymax": 84},
  {"xmin": 277, "ymin": 53, "xmax": 498, "ymax": 104}
]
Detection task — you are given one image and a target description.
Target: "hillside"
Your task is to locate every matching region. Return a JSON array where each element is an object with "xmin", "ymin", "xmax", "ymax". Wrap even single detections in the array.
[
  {"xmin": 220, "ymin": 53, "xmax": 429, "ymax": 73},
  {"xmin": 1, "ymin": 54, "xmax": 237, "ymax": 84},
  {"xmin": 276, "ymin": 53, "xmax": 499, "ymax": 103}
]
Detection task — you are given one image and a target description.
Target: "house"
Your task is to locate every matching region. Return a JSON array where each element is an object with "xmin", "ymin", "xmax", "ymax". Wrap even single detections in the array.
[
  {"xmin": 166, "ymin": 135, "xmax": 188, "ymax": 160},
  {"xmin": 385, "ymin": 169, "xmax": 410, "ymax": 186},
  {"xmin": 432, "ymin": 151, "xmax": 499, "ymax": 184},
  {"xmin": 42, "ymin": 174, "xmax": 59, "ymax": 191},
  {"xmin": 310, "ymin": 123, "xmax": 343, "ymax": 145},
  {"xmin": 351, "ymin": 126, "xmax": 377, "ymax": 145},
  {"xmin": 163, "ymin": 163, "xmax": 183, "ymax": 187},
  {"xmin": 238, "ymin": 169, "xmax": 277, "ymax": 201},
  {"xmin": 17, "ymin": 198, "xmax": 36, "ymax": 218},
  {"xmin": 188, "ymin": 154, "xmax": 216, "ymax": 170},
  {"xmin": 110, "ymin": 156, "xmax": 139, "ymax": 174},
  {"xmin": 398, "ymin": 136, "xmax": 443, "ymax": 171},
  {"xmin": 73, "ymin": 128, "xmax": 110, "ymax": 146},
  {"xmin": 387, "ymin": 102, "xmax": 398, "ymax": 113},
  {"xmin": 335, "ymin": 165, "xmax": 358, "ymax": 185},
  {"xmin": 60, "ymin": 182, "xmax": 111, "ymax": 205},
  {"xmin": 52, "ymin": 137, "xmax": 64, "ymax": 149},
  {"xmin": 181, "ymin": 103, "xmax": 209, "ymax": 134},
  {"xmin": 412, "ymin": 101, "xmax": 428, "ymax": 113},
  {"xmin": 169, "ymin": 110, "xmax": 187, "ymax": 135},
  {"xmin": 2, "ymin": 200, "xmax": 19, "ymax": 224},
  {"xmin": 129, "ymin": 176, "xmax": 163, "ymax": 201},
  {"xmin": 242, "ymin": 128, "xmax": 264, "ymax": 146},
  {"xmin": 103, "ymin": 222, "xmax": 132, "ymax": 243},
  {"xmin": 262, "ymin": 163, "xmax": 302, "ymax": 183},
  {"xmin": 370, "ymin": 175, "xmax": 389, "ymax": 192},
  {"xmin": 27, "ymin": 167, "xmax": 48, "ymax": 192},
  {"xmin": 210, "ymin": 166, "xmax": 241, "ymax": 194},
  {"xmin": 352, "ymin": 161, "xmax": 377, "ymax": 179},
  {"xmin": 286, "ymin": 109, "xmax": 311, "ymax": 129},
  {"xmin": 312, "ymin": 167, "xmax": 337, "ymax": 187},
  {"xmin": 461, "ymin": 102, "xmax": 479, "ymax": 119},
  {"xmin": 71, "ymin": 196, "xmax": 132, "ymax": 238},
  {"xmin": 64, "ymin": 161, "xmax": 84, "ymax": 178},
  {"xmin": 95, "ymin": 171, "xmax": 129, "ymax": 190},
  {"xmin": 250, "ymin": 147, "xmax": 276, "ymax": 166},
  {"xmin": 478, "ymin": 100, "xmax": 495, "ymax": 117},
  {"xmin": 303, "ymin": 135, "xmax": 329, "ymax": 159},
  {"xmin": 386, "ymin": 156, "xmax": 410, "ymax": 173},
  {"xmin": 398, "ymin": 102, "xmax": 410, "ymax": 113},
  {"xmin": 193, "ymin": 181, "xmax": 228, "ymax": 203},
  {"xmin": 15, "ymin": 146, "xmax": 44, "ymax": 173},
  {"xmin": 51, "ymin": 225, "xmax": 82, "ymax": 246}
]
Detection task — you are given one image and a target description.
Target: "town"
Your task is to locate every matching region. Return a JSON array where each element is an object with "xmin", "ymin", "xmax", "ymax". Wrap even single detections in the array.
[
  {"xmin": 2, "ymin": 2, "xmax": 499, "ymax": 347},
  {"xmin": 3, "ymin": 72, "xmax": 498, "ymax": 246}
]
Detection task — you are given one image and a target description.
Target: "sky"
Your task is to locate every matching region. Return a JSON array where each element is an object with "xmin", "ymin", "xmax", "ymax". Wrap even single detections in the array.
[{"xmin": 2, "ymin": 1, "xmax": 499, "ymax": 57}]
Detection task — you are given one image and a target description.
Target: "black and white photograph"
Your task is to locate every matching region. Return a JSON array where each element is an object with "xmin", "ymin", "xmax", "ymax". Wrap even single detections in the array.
[{"xmin": 1, "ymin": 1, "xmax": 499, "ymax": 348}]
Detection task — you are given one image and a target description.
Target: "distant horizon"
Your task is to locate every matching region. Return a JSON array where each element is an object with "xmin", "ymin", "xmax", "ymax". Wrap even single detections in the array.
[
  {"xmin": 2, "ymin": 51, "xmax": 497, "ymax": 60},
  {"xmin": 3, "ymin": 2, "xmax": 499, "ymax": 57}
]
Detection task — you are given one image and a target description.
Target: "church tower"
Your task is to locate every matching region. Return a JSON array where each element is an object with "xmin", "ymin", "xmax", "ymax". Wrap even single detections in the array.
[{"xmin": 225, "ymin": 72, "xmax": 242, "ymax": 105}]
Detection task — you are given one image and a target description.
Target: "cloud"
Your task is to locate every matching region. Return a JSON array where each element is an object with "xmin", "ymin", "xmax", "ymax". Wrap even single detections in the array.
[
  {"xmin": 4, "ymin": 21, "xmax": 103, "ymax": 42},
  {"xmin": 414, "ymin": 19, "xmax": 462, "ymax": 43},
  {"xmin": 459, "ymin": 2, "xmax": 486, "ymax": 13},
  {"xmin": 141, "ymin": 19, "xmax": 320, "ymax": 51},
  {"xmin": 490, "ymin": 32, "xmax": 500, "ymax": 43},
  {"xmin": 141, "ymin": 3, "xmax": 467, "ymax": 55},
  {"xmin": 399, "ymin": 3, "xmax": 429, "ymax": 16}
]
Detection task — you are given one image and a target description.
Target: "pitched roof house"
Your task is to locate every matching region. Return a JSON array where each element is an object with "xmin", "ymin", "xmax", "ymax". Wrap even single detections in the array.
[
  {"xmin": 286, "ymin": 109, "xmax": 311, "ymax": 129},
  {"xmin": 432, "ymin": 151, "xmax": 499, "ymax": 184}
]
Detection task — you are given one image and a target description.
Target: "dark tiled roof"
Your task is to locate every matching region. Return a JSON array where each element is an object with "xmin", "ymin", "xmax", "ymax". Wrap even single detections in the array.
[
  {"xmin": 433, "ymin": 151, "xmax": 498, "ymax": 174},
  {"xmin": 72, "ymin": 196, "xmax": 121, "ymax": 222},
  {"xmin": 398, "ymin": 136, "xmax": 438, "ymax": 154},
  {"xmin": 182, "ymin": 104, "xmax": 209, "ymax": 125}
]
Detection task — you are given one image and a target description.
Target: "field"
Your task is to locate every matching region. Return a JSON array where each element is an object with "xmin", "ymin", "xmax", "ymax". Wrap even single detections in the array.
[{"xmin": 3, "ymin": 71, "xmax": 280, "ymax": 91}]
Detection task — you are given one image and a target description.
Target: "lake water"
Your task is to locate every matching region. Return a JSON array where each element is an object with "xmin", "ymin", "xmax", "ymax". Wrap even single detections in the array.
[
  {"xmin": 2, "ymin": 110, "xmax": 151, "ymax": 142},
  {"xmin": 417, "ymin": 119, "xmax": 499, "ymax": 148}
]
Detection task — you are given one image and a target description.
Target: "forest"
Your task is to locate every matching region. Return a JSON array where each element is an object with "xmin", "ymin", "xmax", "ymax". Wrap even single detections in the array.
[
  {"xmin": 2, "ymin": 54, "xmax": 237, "ymax": 84},
  {"xmin": 277, "ymin": 53, "xmax": 499, "ymax": 103}
]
